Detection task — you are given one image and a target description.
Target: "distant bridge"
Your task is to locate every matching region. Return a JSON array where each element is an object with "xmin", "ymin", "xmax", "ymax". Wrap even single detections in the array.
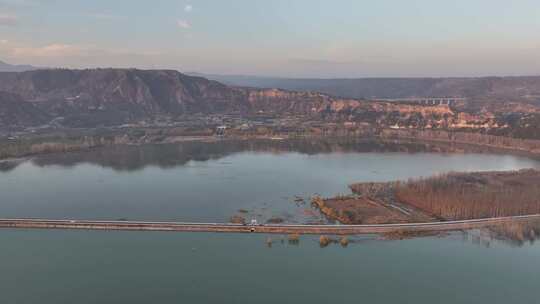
[
  {"xmin": 381, "ymin": 97, "xmax": 467, "ymax": 106},
  {"xmin": 0, "ymin": 215, "xmax": 538, "ymax": 235}
]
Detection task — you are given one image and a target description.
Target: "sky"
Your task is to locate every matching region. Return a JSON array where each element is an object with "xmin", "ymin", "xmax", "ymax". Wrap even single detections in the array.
[{"xmin": 1, "ymin": 0, "xmax": 540, "ymax": 78}]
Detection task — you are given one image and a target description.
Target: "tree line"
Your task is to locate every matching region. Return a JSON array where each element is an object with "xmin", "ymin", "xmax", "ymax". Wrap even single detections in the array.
[{"xmin": 394, "ymin": 170, "xmax": 540, "ymax": 220}]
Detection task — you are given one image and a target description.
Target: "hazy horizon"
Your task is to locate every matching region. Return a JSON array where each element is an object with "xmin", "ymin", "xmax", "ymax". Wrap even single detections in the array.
[{"xmin": 1, "ymin": 0, "xmax": 540, "ymax": 78}]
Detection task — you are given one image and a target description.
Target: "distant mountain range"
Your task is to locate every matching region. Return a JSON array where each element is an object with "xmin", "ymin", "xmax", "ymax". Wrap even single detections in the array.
[
  {"xmin": 0, "ymin": 68, "xmax": 467, "ymax": 129},
  {"xmin": 0, "ymin": 68, "xmax": 540, "ymax": 140},
  {"xmin": 2, "ymin": 61, "xmax": 540, "ymax": 100},
  {"xmin": 191, "ymin": 72, "xmax": 540, "ymax": 100},
  {"xmin": 0, "ymin": 68, "xmax": 369, "ymax": 128},
  {"xmin": 0, "ymin": 60, "xmax": 38, "ymax": 72}
]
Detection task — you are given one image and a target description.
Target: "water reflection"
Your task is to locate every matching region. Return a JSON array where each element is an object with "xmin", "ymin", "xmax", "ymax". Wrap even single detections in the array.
[
  {"xmin": 374, "ymin": 217, "xmax": 540, "ymax": 247},
  {"xmin": 262, "ymin": 219, "xmax": 540, "ymax": 248},
  {"xmin": 454, "ymin": 218, "xmax": 540, "ymax": 248},
  {"xmin": 1, "ymin": 137, "xmax": 533, "ymax": 172},
  {"xmin": 0, "ymin": 159, "xmax": 21, "ymax": 171},
  {"xmin": 482, "ymin": 218, "xmax": 540, "ymax": 247},
  {"xmin": 294, "ymin": 218, "xmax": 540, "ymax": 247}
]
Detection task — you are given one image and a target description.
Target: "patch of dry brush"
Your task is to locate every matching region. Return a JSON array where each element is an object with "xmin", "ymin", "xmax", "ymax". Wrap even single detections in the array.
[{"xmin": 394, "ymin": 169, "xmax": 540, "ymax": 220}]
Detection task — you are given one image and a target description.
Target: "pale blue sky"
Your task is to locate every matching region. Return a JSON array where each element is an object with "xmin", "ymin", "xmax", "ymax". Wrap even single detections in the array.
[{"xmin": 1, "ymin": 0, "xmax": 540, "ymax": 77}]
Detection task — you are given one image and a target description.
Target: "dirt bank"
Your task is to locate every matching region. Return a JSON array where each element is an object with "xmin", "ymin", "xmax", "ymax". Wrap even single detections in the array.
[{"xmin": 311, "ymin": 194, "xmax": 434, "ymax": 225}]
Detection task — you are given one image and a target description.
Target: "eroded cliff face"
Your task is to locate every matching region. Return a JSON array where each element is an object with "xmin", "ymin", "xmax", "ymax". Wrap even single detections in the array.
[
  {"xmin": 244, "ymin": 88, "xmax": 362, "ymax": 114},
  {"xmin": 243, "ymin": 88, "xmax": 455, "ymax": 116}
]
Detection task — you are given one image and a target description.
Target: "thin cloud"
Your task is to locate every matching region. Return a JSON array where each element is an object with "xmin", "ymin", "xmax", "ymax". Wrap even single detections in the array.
[
  {"xmin": 177, "ymin": 19, "xmax": 191, "ymax": 29},
  {"xmin": 184, "ymin": 4, "xmax": 193, "ymax": 12},
  {"xmin": 0, "ymin": 14, "xmax": 18, "ymax": 26},
  {"xmin": 11, "ymin": 43, "xmax": 83, "ymax": 57}
]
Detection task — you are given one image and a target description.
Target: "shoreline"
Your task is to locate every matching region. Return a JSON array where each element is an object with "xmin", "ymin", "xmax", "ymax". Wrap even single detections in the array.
[{"xmin": 2, "ymin": 127, "xmax": 540, "ymax": 161}]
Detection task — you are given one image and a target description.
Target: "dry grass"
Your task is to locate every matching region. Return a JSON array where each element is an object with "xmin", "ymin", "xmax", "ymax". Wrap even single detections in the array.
[
  {"xmin": 394, "ymin": 169, "xmax": 540, "ymax": 220},
  {"xmin": 312, "ymin": 196, "xmax": 412, "ymax": 224}
]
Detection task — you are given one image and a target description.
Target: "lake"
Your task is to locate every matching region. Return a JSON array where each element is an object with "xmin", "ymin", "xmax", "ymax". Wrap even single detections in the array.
[
  {"xmin": 1, "ymin": 138, "xmax": 540, "ymax": 223},
  {"xmin": 1, "ymin": 229, "xmax": 540, "ymax": 304},
  {"xmin": 2, "ymin": 138, "xmax": 540, "ymax": 303}
]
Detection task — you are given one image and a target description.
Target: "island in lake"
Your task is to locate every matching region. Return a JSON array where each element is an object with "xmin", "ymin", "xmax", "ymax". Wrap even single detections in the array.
[{"xmin": 314, "ymin": 169, "xmax": 540, "ymax": 224}]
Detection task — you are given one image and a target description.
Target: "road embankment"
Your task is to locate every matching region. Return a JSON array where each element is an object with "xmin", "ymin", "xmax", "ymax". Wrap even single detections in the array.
[{"xmin": 1, "ymin": 216, "xmax": 539, "ymax": 235}]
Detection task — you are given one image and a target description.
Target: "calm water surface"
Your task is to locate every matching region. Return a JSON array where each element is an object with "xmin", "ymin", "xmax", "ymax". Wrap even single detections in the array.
[
  {"xmin": 1, "ymin": 138, "xmax": 539, "ymax": 222},
  {"xmin": 1, "ymin": 139, "xmax": 540, "ymax": 303},
  {"xmin": 1, "ymin": 229, "xmax": 539, "ymax": 304}
]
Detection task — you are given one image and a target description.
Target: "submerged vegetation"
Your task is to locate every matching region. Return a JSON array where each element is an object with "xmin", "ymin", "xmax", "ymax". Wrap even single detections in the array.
[
  {"xmin": 318, "ymin": 235, "xmax": 349, "ymax": 247},
  {"xmin": 319, "ymin": 235, "xmax": 331, "ymax": 247},
  {"xmin": 288, "ymin": 234, "xmax": 300, "ymax": 244},
  {"xmin": 484, "ymin": 219, "xmax": 540, "ymax": 246}
]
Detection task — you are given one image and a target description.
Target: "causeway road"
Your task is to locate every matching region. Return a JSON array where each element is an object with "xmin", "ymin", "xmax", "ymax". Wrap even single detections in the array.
[{"xmin": 0, "ymin": 215, "xmax": 539, "ymax": 235}]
